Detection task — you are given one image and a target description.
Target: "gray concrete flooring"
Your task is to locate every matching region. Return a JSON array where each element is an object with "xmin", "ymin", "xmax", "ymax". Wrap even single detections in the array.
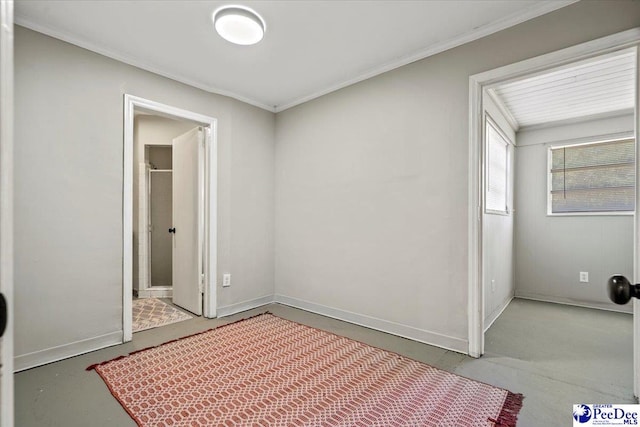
[{"xmin": 15, "ymin": 298, "xmax": 633, "ymax": 426}]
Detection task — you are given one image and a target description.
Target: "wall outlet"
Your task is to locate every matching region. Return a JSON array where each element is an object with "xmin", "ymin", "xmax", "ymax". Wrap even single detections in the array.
[
  {"xmin": 222, "ymin": 273, "xmax": 231, "ymax": 287},
  {"xmin": 579, "ymin": 272, "xmax": 589, "ymax": 283},
  {"xmin": 491, "ymin": 279, "xmax": 496, "ymax": 292}
]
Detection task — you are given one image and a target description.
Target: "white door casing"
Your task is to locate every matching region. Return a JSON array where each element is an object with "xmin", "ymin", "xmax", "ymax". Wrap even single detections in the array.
[
  {"xmin": 0, "ymin": 0, "xmax": 13, "ymax": 425},
  {"xmin": 123, "ymin": 95, "xmax": 217, "ymax": 342},
  {"xmin": 468, "ymin": 28, "xmax": 640, "ymax": 394},
  {"xmin": 172, "ymin": 128, "xmax": 203, "ymax": 315}
]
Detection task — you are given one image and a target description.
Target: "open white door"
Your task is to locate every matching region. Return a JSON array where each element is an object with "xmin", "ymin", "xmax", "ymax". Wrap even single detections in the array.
[
  {"xmin": 0, "ymin": 0, "xmax": 13, "ymax": 425},
  {"xmin": 634, "ymin": 45, "xmax": 640, "ymax": 399},
  {"xmin": 172, "ymin": 127, "xmax": 203, "ymax": 315}
]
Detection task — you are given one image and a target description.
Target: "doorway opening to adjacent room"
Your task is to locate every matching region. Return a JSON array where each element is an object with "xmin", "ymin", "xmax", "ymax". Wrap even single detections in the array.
[
  {"xmin": 468, "ymin": 29, "xmax": 640, "ymax": 394},
  {"xmin": 123, "ymin": 95, "xmax": 218, "ymax": 342}
]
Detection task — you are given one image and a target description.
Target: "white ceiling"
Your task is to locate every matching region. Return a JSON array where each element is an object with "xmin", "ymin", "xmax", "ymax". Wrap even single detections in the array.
[
  {"xmin": 489, "ymin": 49, "xmax": 636, "ymax": 129},
  {"xmin": 15, "ymin": 0, "xmax": 576, "ymax": 112}
]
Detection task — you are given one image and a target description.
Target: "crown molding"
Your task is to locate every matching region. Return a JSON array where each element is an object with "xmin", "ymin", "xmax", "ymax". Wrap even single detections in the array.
[
  {"xmin": 13, "ymin": 18, "xmax": 277, "ymax": 112},
  {"xmin": 274, "ymin": 0, "xmax": 579, "ymax": 112},
  {"xmin": 16, "ymin": 1, "xmax": 578, "ymax": 114}
]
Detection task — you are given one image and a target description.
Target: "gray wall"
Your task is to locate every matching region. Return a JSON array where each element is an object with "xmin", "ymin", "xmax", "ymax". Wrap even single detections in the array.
[
  {"xmin": 483, "ymin": 95, "xmax": 516, "ymax": 328},
  {"xmin": 274, "ymin": 1, "xmax": 640, "ymax": 350},
  {"xmin": 14, "ymin": 27, "xmax": 275, "ymax": 368},
  {"xmin": 515, "ymin": 114, "xmax": 634, "ymax": 313},
  {"xmin": 149, "ymin": 169, "xmax": 172, "ymax": 286}
]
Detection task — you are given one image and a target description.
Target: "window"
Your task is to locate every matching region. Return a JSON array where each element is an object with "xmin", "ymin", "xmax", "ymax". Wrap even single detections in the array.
[
  {"xmin": 485, "ymin": 118, "xmax": 511, "ymax": 214},
  {"xmin": 549, "ymin": 138, "xmax": 635, "ymax": 214}
]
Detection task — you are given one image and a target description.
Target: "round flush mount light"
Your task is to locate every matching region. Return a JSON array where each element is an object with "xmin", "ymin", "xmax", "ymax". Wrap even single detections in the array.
[{"xmin": 212, "ymin": 5, "xmax": 266, "ymax": 46}]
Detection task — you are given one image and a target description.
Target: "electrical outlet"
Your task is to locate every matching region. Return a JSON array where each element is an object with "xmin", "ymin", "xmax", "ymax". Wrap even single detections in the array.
[
  {"xmin": 579, "ymin": 272, "xmax": 589, "ymax": 283},
  {"xmin": 222, "ymin": 273, "xmax": 231, "ymax": 287},
  {"xmin": 491, "ymin": 279, "xmax": 496, "ymax": 292}
]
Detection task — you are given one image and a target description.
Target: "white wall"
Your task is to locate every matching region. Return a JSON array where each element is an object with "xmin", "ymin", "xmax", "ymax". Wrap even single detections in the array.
[
  {"xmin": 274, "ymin": 1, "xmax": 640, "ymax": 352},
  {"xmin": 514, "ymin": 114, "xmax": 634, "ymax": 313},
  {"xmin": 14, "ymin": 27, "xmax": 276, "ymax": 369},
  {"xmin": 483, "ymin": 95, "xmax": 516, "ymax": 328}
]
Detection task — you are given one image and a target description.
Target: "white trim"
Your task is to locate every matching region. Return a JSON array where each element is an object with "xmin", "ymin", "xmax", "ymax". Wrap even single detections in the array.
[
  {"xmin": 468, "ymin": 28, "xmax": 640, "ymax": 360},
  {"xmin": 136, "ymin": 287, "xmax": 173, "ymax": 299},
  {"xmin": 518, "ymin": 129, "xmax": 634, "ymax": 148},
  {"xmin": 123, "ymin": 97, "xmax": 134, "ymax": 342},
  {"xmin": 15, "ymin": 2, "xmax": 576, "ymax": 113},
  {"xmin": 217, "ymin": 295, "xmax": 275, "ymax": 318},
  {"xmin": 123, "ymin": 95, "xmax": 218, "ymax": 344},
  {"xmin": 204, "ymin": 125, "xmax": 217, "ymax": 319},
  {"xmin": 0, "ymin": 1, "xmax": 13, "ymax": 425},
  {"xmin": 13, "ymin": 18, "xmax": 275, "ymax": 113},
  {"xmin": 14, "ymin": 331, "xmax": 121, "ymax": 372},
  {"xmin": 545, "ymin": 133, "xmax": 635, "ymax": 150},
  {"xmin": 634, "ymin": 45, "xmax": 640, "ymax": 399},
  {"xmin": 486, "ymin": 89, "xmax": 520, "ymax": 131},
  {"xmin": 274, "ymin": 1, "xmax": 577, "ymax": 112},
  {"xmin": 474, "ymin": 29, "xmax": 640, "ymax": 87},
  {"xmin": 468, "ymin": 75, "xmax": 484, "ymax": 358},
  {"xmin": 275, "ymin": 295, "xmax": 468, "ymax": 354},
  {"xmin": 518, "ymin": 108, "xmax": 635, "ymax": 133},
  {"xmin": 484, "ymin": 296, "xmax": 513, "ymax": 333},
  {"xmin": 515, "ymin": 294, "xmax": 633, "ymax": 315}
]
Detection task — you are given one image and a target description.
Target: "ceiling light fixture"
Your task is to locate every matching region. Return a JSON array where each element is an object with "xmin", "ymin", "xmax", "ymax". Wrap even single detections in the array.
[{"xmin": 212, "ymin": 5, "xmax": 266, "ymax": 46}]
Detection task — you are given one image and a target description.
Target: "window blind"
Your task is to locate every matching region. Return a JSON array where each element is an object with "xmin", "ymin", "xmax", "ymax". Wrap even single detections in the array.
[
  {"xmin": 550, "ymin": 138, "xmax": 635, "ymax": 213},
  {"xmin": 486, "ymin": 122, "xmax": 509, "ymax": 213}
]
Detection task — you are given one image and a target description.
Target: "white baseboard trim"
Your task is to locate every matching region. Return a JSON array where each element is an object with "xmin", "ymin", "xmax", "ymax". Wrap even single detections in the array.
[
  {"xmin": 274, "ymin": 294, "xmax": 468, "ymax": 354},
  {"xmin": 136, "ymin": 287, "xmax": 173, "ymax": 298},
  {"xmin": 14, "ymin": 331, "xmax": 122, "ymax": 372},
  {"xmin": 217, "ymin": 295, "xmax": 275, "ymax": 318},
  {"xmin": 484, "ymin": 296, "xmax": 513, "ymax": 332},
  {"xmin": 515, "ymin": 294, "xmax": 633, "ymax": 314}
]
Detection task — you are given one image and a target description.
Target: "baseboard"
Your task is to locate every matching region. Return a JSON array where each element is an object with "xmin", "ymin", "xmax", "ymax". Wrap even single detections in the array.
[
  {"xmin": 217, "ymin": 295, "xmax": 275, "ymax": 318},
  {"xmin": 14, "ymin": 331, "xmax": 122, "ymax": 372},
  {"xmin": 515, "ymin": 293, "xmax": 633, "ymax": 314},
  {"xmin": 274, "ymin": 294, "xmax": 468, "ymax": 354},
  {"xmin": 484, "ymin": 296, "xmax": 513, "ymax": 332},
  {"xmin": 136, "ymin": 287, "xmax": 173, "ymax": 298}
]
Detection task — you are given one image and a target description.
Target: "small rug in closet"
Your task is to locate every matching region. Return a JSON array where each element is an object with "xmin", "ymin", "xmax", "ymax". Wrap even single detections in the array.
[
  {"xmin": 132, "ymin": 298, "xmax": 192, "ymax": 333},
  {"xmin": 90, "ymin": 313, "xmax": 523, "ymax": 426}
]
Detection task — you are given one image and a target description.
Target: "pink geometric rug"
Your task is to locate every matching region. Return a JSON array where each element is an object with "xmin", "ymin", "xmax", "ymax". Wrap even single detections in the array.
[{"xmin": 89, "ymin": 313, "xmax": 523, "ymax": 426}]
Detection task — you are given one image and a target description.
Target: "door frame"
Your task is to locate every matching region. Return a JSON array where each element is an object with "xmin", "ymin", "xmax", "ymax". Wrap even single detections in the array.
[
  {"xmin": 468, "ymin": 28, "xmax": 640, "ymax": 392},
  {"xmin": 0, "ymin": 0, "xmax": 13, "ymax": 425},
  {"xmin": 123, "ymin": 94, "xmax": 217, "ymax": 342}
]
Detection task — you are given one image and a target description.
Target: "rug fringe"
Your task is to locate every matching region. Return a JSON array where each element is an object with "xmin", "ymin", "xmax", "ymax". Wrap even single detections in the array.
[
  {"xmin": 86, "ymin": 312, "xmax": 273, "ymax": 371},
  {"xmin": 492, "ymin": 391, "xmax": 524, "ymax": 426}
]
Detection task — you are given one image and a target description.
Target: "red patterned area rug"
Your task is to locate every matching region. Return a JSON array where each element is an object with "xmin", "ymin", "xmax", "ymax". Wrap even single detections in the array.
[{"xmin": 89, "ymin": 313, "xmax": 523, "ymax": 426}]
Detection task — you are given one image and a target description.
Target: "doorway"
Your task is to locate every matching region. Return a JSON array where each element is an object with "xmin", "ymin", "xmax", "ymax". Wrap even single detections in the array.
[
  {"xmin": 123, "ymin": 95, "xmax": 218, "ymax": 342},
  {"xmin": 468, "ymin": 29, "xmax": 640, "ymax": 393}
]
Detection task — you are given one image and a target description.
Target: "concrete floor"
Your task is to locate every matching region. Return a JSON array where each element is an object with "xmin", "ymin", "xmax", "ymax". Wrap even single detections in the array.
[{"xmin": 15, "ymin": 298, "xmax": 633, "ymax": 426}]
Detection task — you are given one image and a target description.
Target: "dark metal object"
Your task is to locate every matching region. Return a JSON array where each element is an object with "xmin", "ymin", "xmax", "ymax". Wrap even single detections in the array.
[{"xmin": 608, "ymin": 275, "xmax": 640, "ymax": 305}]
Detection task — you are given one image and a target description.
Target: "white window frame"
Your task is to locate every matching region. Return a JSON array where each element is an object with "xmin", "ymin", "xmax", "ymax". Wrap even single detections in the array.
[
  {"xmin": 547, "ymin": 135, "xmax": 636, "ymax": 216},
  {"xmin": 484, "ymin": 114, "xmax": 513, "ymax": 216}
]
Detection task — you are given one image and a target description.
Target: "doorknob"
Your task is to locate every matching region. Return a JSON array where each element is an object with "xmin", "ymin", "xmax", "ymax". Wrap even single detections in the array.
[
  {"xmin": 168, "ymin": 228, "xmax": 176, "ymax": 234},
  {"xmin": 0, "ymin": 293, "xmax": 7, "ymax": 338},
  {"xmin": 607, "ymin": 275, "xmax": 640, "ymax": 305}
]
